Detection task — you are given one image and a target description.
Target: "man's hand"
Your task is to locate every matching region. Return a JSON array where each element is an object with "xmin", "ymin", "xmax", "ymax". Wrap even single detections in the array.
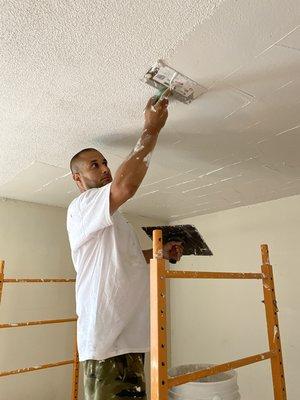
[
  {"xmin": 163, "ymin": 241, "xmax": 184, "ymax": 262},
  {"xmin": 144, "ymin": 96, "xmax": 169, "ymax": 134}
]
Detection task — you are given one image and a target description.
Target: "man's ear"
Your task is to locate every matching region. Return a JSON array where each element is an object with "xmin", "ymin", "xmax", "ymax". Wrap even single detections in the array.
[{"xmin": 72, "ymin": 173, "xmax": 81, "ymax": 183}]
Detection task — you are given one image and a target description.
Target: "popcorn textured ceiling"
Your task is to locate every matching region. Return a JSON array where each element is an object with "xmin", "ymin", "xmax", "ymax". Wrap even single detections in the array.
[
  {"xmin": 0, "ymin": 0, "xmax": 300, "ymax": 221},
  {"xmin": 0, "ymin": 0, "xmax": 225, "ymax": 178}
]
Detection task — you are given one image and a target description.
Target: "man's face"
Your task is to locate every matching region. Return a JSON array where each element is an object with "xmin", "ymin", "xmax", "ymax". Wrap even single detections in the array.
[{"xmin": 73, "ymin": 150, "xmax": 113, "ymax": 192}]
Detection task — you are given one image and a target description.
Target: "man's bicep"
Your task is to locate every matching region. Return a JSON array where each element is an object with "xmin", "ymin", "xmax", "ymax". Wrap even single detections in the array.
[{"xmin": 110, "ymin": 182, "xmax": 136, "ymax": 215}]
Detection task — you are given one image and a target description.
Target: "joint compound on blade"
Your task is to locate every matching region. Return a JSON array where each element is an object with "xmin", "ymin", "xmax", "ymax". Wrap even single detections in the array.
[{"xmin": 142, "ymin": 59, "xmax": 207, "ymax": 104}]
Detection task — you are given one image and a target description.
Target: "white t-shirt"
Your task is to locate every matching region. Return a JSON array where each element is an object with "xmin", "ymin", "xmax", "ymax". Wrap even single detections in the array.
[{"xmin": 67, "ymin": 183, "xmax": 150, "ymax": 362}]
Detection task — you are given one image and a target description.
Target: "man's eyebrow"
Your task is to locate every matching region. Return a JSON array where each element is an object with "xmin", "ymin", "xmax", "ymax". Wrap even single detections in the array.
[{"xmin": 89, "ymin": 158, "xmax": 107, "ymax": 164}]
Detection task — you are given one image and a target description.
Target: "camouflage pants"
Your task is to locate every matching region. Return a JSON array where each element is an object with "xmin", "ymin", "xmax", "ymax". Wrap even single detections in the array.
[{"xmin": 83, "ymin": 353, "xmax": 147, "ymax": 400}]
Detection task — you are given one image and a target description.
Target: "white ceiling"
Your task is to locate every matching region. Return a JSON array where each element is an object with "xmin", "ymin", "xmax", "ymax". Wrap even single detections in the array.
[{"xmin": 0, "ymin": 0, "xmax": 299, "ymax": 221}]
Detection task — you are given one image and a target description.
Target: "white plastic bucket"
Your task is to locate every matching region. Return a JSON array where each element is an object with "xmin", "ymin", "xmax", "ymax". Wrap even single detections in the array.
[{"xmin": 168, "ymin": 364, "xmax": 241, "ymax": 400}]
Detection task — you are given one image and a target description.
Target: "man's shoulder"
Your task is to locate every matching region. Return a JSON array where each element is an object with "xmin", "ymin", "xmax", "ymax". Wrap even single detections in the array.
[
  {"xmin": 67, "ymin": 185, "xmax": 111, "ymax": 213},
  {"xmin": 67, "ymin": 193, "xmax": 82, "ymax": 213},
  {"xmin": 67, "ymin": 191, "xmax": 87, "ymax": 218}
]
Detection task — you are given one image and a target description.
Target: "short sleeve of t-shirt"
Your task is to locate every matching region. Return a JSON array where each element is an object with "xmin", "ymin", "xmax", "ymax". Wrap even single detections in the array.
[{"xmin": 67, "ymin": 183, "xmax": 113, "ymax": 251}]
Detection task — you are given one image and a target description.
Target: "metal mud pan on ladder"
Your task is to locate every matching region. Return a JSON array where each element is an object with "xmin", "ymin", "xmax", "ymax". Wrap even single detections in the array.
[{"xmin": 168, "ymin": 364, "xmax": 241, "ymax": 400}]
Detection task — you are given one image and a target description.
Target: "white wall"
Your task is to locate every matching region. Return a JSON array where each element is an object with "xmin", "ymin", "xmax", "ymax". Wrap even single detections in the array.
[
  {"xmin": 0, "ymin": 198, "xmax": 164, "ymax": 400},
  {"xmin": 170, "ymin": 194, "xmax": 300, "ymax": 399}
]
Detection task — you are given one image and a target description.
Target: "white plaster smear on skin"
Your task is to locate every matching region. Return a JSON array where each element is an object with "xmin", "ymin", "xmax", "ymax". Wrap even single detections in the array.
[
  {"xmin": 133, "ymin": 139, "xmax": 145, "ymax": 153},
  {"xmin": 143, "ymin": 152, "xmax": 153, "ymax": 168}
]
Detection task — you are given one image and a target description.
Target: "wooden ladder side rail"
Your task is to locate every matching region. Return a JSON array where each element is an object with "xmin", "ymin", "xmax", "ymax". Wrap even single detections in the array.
[
  {"xmin": 0, "ymin": 263, "xmax": 79, "ymax": 400},
  {"xmin": 150, "ymin": 229, "xmax": 168, "ymax": 400},
  {"xmin": 150, "ymin": 230, "xmax": 287, "ymax": 400},
  {"xmin": 261, "ymin": 244, "xmax": 287, "ymax": 399}
]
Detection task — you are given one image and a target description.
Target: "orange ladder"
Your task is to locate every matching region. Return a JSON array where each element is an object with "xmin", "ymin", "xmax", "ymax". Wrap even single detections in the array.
[{"xmin": 150, "ymin": 229, "xmax": 286, "ymax": 400}]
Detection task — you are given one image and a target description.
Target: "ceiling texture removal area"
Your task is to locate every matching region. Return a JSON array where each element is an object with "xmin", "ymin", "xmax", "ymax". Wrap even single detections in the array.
[{"xmin": 0, "ymin": 0, "xmax": 299, "ymax": 220}]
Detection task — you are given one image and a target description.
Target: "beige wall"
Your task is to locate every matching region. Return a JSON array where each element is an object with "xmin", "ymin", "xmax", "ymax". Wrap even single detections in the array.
[
  {"xmin": 0, "ymin": 199, "xmax": 164, "ymax": 400},
  {"xmin": 0, "ymin": 198, "xmax": 75, "ymax": 400},
  {"xmin": 170, "ymin": 194, "xmax": 300, "ymax": 399}
]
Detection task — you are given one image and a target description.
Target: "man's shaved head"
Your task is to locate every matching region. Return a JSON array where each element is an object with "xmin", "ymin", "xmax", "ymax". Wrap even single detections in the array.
[
  {"xmin": 70, "ymin": 148, "xmax": 97, "ymax": 173},
  {"xmin": 70, "ymin": 148, "xmax": 112, "ymax": 192}
]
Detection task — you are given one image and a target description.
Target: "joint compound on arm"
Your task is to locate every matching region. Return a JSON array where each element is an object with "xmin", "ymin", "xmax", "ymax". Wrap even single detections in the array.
[
  {"xmin": 143, "ymin": 152, "xmax": 153, "ymax": 167},
  {"xmin": 133, "ymin": 138, "xmax": 145, "ymax": 153}
]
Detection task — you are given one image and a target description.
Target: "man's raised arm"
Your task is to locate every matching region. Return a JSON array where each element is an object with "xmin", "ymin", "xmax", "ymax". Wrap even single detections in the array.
[{"xmin": 110, "ymin": 97, "xmax": 169, "ymax": 215}]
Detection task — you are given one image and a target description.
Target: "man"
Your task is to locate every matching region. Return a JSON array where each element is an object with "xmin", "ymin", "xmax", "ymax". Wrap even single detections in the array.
[{"xmin": 67, "ymin": 96, "xmax": 183, "ymax": 399}]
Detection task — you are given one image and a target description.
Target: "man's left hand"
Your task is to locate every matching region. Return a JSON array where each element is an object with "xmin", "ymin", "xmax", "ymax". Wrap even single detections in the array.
[{"xmin": 163, "ymin": 241, "xmax": 184, "ymax": 262}]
